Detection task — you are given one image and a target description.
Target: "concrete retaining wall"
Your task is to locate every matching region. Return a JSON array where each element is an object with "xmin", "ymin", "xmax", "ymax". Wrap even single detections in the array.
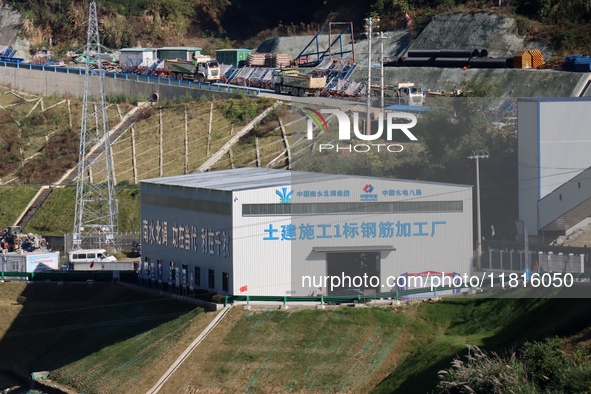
[
  {"xmin": 0, "ymin": 66, "xmax": 249, "ymax": 100},
  {"xmin": 352, "ymin": 66, "xmax": 589, "ymax": 97}
]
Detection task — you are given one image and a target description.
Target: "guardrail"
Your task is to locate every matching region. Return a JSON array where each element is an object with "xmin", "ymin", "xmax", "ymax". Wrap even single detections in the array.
[
  {"xmin": 226, "ymin": 286, "xmax": 466, "ymax": 307},
  {"xmin": 0, "ymin": 61, "xmax": 261, "ymax": 96},
  {"xmin": 5, "ymin": 271, "xmax": 589, "ymax": 304}
]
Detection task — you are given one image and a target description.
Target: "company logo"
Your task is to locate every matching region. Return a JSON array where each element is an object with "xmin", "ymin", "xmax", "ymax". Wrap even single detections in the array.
[
  {"xmin": 302, "ymin": 108, "xmax": 418, "ymax": 153},
  {"xmin": 363, "ymin": 184, "xmax": 374, "ymax": 193},
  {"xmin": 276, "ymin": 187, "xmax": 293, "ymax": 204}
]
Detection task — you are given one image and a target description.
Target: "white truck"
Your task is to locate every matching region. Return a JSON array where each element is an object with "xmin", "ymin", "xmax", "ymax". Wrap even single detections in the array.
[
  {"xmin": 394, "ymin": 82, "xmax": 426, "ymax": 106},
  {"xmin": 272, "ymin": 69, "xmax": 326, "ymax": 97},
  {"xmin": 161, "ymin": 55, "xmax": 220, "ymax": 83}
]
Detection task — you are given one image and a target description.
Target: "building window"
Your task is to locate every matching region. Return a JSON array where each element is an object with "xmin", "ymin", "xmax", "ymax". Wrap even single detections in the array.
[
  {"xmin": 578, "ymin": 182, "xmax": 581, "ymax": 189},
  {"xmin": 195, "ymin": 266, "xmax": 201, "ymax": 287},
  {"xmin": 182, "ymin": 264, "xmax": 188, "ymax": 286},
  {"xmin": 559, "ymin": 194, "xmax": 562, "ymax": 201},
  {"xmin": 222, "ymin": 272, "xmax": 229, "ymax": 292},
  {"xmin": 242, "ymin": 201, "xmax": 463, "ymax": 216},
  {"xmin": 208, "ymin": 269, "xmax": 215, "ymax": 289}
]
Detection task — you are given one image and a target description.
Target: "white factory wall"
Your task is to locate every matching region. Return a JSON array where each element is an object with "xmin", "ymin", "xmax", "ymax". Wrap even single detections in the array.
[
  {"xmin": 539, "ymin": 101, "xmax": 591, "ymax": 198},
  {"xmin": 232, "ymin": 177, "xmax": 472, "ymax": 296},
  {"xmin": 141, "ymin": 183, "xmax": 233, "ymax": 294},
  {"xmin": 232, "ymin": 187, "xmax": 293, "ymax": 296},
  {"xmin": 518, "ymin": 99, "xmax": 591, "ymax": 234},
  {"xmin": 538, "ymin": 167, "xmax": 591, "ymax": 231}
]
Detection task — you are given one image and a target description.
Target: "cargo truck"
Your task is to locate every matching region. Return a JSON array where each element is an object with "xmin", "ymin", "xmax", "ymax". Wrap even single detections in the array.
[
  {"xmin": 161, "ymin": 55, "xmax": 220, "ymax": 83},
  {"xmin": 393, "ymin": 82, "xmax": 426, "ymax": 106},
  {"xmin": 272, "ymin": 69, "xmax": 326, "ymax": 97}
]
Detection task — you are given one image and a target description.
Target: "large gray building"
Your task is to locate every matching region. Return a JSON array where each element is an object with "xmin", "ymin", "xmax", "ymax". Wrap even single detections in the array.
[
  {"xmin": 140, "ymin": 168, "xmax": 473, "ymax": 296},
  {"xmin": 518, "ymin": 98, "xmax": 591, "ymax": 236}
]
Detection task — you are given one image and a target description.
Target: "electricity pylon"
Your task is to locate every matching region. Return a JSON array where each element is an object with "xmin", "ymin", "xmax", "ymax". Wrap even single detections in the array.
[{"xmin": 73, "ymin": 1, "xmax": 118, "ymax": 250}]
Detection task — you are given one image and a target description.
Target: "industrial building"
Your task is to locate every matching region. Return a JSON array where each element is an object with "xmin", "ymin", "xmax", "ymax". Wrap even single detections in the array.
[
  {"xmin": 518, "ymin": 98, "xmax": 591, "ymax": 237},
  {"xmin": 215, "ymin": 48, "xmax": 252, "ymax": 67},
  {"xmin": 118, "ymin": 48, "xmax": 157, "ymax": 67},
  {"xmin": 140, "ymin": 168, "xmax": 473, "ymax": 296}
]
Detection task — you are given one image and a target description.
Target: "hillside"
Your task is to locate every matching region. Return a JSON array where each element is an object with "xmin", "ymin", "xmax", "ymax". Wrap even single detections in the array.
[
  {"xmin": 0, "ymin": 282, "xmax": 214, "ymax": 393},
  {"xmin": 3, "ymin": 0, "xmax": 591, "ymax": 59},
  {"xmin": 1, "ymin": 283, "xmax": 591, "ymax": 393}
]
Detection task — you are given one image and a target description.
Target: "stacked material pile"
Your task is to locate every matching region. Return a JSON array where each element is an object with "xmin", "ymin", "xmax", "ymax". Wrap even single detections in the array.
[
  {"xmin": 514, "ymin": 50, "xmax": 544, "ymax": 69},
  {"xmin": 393, "ymin": 48, "xmax": 512, "ymax": 68},
  {"xmin": 269, "ymin": 53, "xmax": 291, "ymax": 68},
  {"xmin": 246, "ymin": 53, "xmax": 266, "ymax": 67},
  {"xmin": 564, "ymin": 55, "xmax": 591, "ymax": 72}
]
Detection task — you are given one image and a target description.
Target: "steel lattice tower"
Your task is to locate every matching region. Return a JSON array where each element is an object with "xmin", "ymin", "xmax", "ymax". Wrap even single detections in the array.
[{"xmin": 73, "ymin": 1, "xmax": 118, "ymax": 249}]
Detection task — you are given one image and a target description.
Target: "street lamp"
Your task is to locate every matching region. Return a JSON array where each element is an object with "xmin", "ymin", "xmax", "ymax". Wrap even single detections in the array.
[{"xmin": 468, "ymin": 150, "xmax": 489, "ymax": 272}]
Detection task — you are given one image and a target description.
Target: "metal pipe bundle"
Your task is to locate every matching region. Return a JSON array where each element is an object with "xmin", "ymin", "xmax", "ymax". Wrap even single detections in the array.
[
  {"xmin": 407, "ymin": 49, "xmax": 480, "ymax": 58},
  {"xmin": 432, "ymin": 57, "xmax": 471, "ymax": 67},
  {"xmin": 398, "ymin": 57, "xmax": 435, "ymax": 66},
  {"xmin": 468, "ymin": 57, "xmax": 513, "ymax": 68}
]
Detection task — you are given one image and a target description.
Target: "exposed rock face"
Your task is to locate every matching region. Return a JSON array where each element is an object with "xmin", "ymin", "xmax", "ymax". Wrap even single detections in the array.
[
  {"xmin": 0, "ymin": 4, "xmax": 29, "ymax": 60},
  {"xmin": 408, "ymin": 12, "xmax": 550, "ymax": 59}
]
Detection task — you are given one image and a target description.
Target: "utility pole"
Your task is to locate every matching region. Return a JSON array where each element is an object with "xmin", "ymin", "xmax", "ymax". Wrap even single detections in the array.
[
  {"xmin": 364, "ymin": 17, "xmax": 379, "ymax": 135},
  {"xmin": 73, "ymin": 1, "xmax": 118, "ymax": 250},
  {"xmin": 468, "ymin": 150, "xmax": 489, "ymax": 272},
  {"xmin": 379, "ymin": 32, "xmax": 386, "ymax": 109}
]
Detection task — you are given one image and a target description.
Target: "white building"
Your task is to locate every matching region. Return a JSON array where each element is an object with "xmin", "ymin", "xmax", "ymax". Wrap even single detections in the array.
[
  {"xmin": 518, "ymin": 98, "xmax": 591, "ymax": 236},
  {"xmin": 118, "ymin": 48, "xmax": 158, "ymax": 68},
  {"xmin": 140, "ymin": 168, "xmax": 473, "ymax": 296}
]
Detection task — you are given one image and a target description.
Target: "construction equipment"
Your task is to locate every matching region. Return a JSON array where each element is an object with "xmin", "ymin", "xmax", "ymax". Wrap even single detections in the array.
[
  {"xmin": 393, "ymin": 82, "xmax": 426, "ymax": 106},
  {"xmin": 272, "ymin": 69, "xmax": 326, "ymax": 97},
  {"xmin": 160, "ymin": 55, "xmax": 220, "ymax": 82},
  {"xmin": 0, "ymin": 226, "xmax": 48, "ymax": 253}
]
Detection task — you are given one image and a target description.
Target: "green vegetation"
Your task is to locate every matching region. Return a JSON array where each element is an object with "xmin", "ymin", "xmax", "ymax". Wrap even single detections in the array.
[
  {"xmin": 10, "ymin": 0, "xmax": 591, "ymax": 56},
  {"xmin": 1, "ymin": 283, "xmax": 590, "ymax": 393},
  {"xmin": 437, "ymin": 339, "xmax": 591, "ymax": 393},
  {"xmin": 0, "ymin": 186, "xmax": 38, "ymax": 229},
  {"xmin": 24, "ymin": 186, "xmax": 141, "ymax": 235},
  {"xmin": 0, "ymin": 91, "xmax": 288, "ymax": 235}
]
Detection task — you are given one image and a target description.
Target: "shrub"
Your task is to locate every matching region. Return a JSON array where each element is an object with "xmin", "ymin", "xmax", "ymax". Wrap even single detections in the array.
[
  {"xmin": 437, "ymin": 345, "xmax": 537, "ymax": 393},
  {"xmin": 211, "ymin": 294, "xmax": 225, "ymax": 304},
  {"xmin": 16, "ymin": 296, "xmax": 27, "ymax": 305}
]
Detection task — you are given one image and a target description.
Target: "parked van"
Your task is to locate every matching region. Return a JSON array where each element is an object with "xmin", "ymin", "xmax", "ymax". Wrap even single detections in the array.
[{"xmin": 68, "ymin": 249, "xmax": 117, "ymax": 264}]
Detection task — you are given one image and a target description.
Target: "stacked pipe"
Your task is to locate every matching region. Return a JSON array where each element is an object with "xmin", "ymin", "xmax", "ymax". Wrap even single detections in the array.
[{"xmin": 388, "ymin": 48, "xmax": 514, "ymax": 69}]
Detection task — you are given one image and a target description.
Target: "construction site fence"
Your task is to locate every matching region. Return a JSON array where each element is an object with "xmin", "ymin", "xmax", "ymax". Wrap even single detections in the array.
[
  {"xmin": 482, "ymin": 249, "xmax": 586, "ymax": 273},
  {"xmin": 0, "ymin": 61, "xmax": 262, "ymax": 96}
]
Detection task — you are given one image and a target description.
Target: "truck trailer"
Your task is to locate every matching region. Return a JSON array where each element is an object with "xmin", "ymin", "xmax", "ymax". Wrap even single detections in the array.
[{"xmin": 272, "ymin": 69, "xmax": 326, "ymax": 96}]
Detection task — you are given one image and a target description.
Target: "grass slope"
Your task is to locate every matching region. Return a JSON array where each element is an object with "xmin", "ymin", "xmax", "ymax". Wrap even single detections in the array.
[
  {"xmin": 2, "ymin": 283, "xmax": 591, "ymax": 393},
  {"xmin": 0, "ymin": 282, "xmax": 213, "ymax": 394},
  {"xmin": 24, "ymin": 186, "xmax": 140, "ymax": 235},
  {"xmin": 153, "ymin": 294, "xmax": 591, "ymax": 394},
  {"xmin": 0, "ymin": 186, "xmax": 39, "ymax": 229}
]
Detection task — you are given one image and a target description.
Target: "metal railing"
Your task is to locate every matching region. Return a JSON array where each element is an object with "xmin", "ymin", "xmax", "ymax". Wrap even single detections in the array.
[{"xmin": 0, "ymin": 61, "xmax": 261, "ymax": 96}]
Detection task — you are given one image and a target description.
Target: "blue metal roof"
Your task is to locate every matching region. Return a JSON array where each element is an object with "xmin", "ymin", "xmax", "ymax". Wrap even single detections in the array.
[{"xmin": 384, "ymin": 104, "xmax": 431, "ymax": 112}]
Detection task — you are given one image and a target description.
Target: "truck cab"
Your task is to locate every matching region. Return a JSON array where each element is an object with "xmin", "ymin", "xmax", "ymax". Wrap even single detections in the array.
[
  {"xmin": 394, "ymin": 82, "xmax": 426, "ymax": 106},
  {"xmin": 194, "ymin": 56, "xmax": 220, "ymax": 82}
]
